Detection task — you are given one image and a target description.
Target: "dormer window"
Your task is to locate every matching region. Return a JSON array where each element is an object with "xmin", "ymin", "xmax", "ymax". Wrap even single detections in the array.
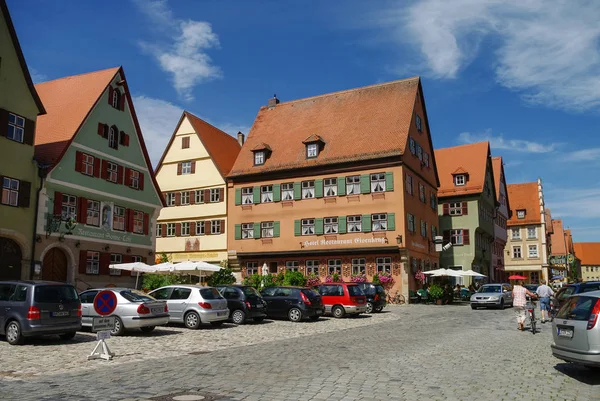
[
  {"xmin": 307, "ymin": 143, "xmax": 318, "ymax": 158},
  {"xmin": 454, "ymin": 175, "xmax": 466, "ymax": 186},
  {"xmin": 111, "ymin": 90, "xmax": 120, "ymax": 109},
  {"xmin": 254, "ymin": 151, "xmax": 265, "ymax": 166},
  {"xmin": 517, "ymin": 209, "xmax": 526, "ymax": 219}
]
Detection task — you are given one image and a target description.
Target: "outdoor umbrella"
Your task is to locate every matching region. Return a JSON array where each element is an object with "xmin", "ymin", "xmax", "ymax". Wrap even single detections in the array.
[
  {"xmin": 423, "ymin": 268, "xmax": 450, "ymax": 275},
  {"xmin": 430, "ymin": 270, "xmax": 464, "ymax": 277},
  {"xmin": 155, "ymin": 261, "xmax": 222, "ymax": 284},
  {"xmin": 508, "ymin": 275, "xmax": 527, "ymax": 280},
  {"xmin": 108, "ymin": 262, "xmax": 155, "ymax": 288},
  {"xmin": 462, "ymin": 270, "xmax": 487, "ymax": 277}
]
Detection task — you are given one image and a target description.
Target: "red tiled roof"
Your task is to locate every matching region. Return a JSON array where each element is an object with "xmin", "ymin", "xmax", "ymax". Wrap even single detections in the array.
[
  {"xmin": 34, "ymin": 67, "xmax": 120, "ymax": 164},
  {"xmin": 551, "ymin": 220, "xmax": 568, "ymax": 255},
  {"xmin": 434, "ymin": 142, "xmax": 491, "ymax": 198},
  {"xmin": 155, "ymin": 111, "xmax": 241, "ymax": 178},
  {"xmin": 507, "ymin": 182, "xmax": 541, "ymax": 226},
  {"xmin": 228, "ymin": 77, "xmax": 421, "ymax": 177},
  {"xmin": 573, "ymin": 243, "xmax": 600, "ymax": 265}
]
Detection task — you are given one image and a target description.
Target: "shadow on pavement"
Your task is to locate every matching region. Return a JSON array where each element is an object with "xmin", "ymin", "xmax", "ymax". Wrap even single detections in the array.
[
  {"xmin": 1, "ymin": 333, "xmax": 99, "ymax": 346},
  {"xmin": 554, "ymin": 363, "xmax": 600, "ymax": 385}
]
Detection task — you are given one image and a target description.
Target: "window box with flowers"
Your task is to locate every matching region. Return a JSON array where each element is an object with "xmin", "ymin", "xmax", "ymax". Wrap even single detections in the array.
[
  {"xmin": 306, "ymin": 273, "xmax": 321, "ymax": 287},
  {"xmin": 373, "ymin": 272, "xmax": 394, "ymax": 288},
  {"xmin": 350, "ymin": 273, "xmax": 367, "ymax": 283},
  {"xmin": 325, "ymin": 273, "xmax": 343, "ymax": 283}
]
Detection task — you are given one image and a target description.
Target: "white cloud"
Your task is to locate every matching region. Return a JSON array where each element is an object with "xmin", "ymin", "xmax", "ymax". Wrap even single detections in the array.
[
  {"xmin": 458, "ymin": 130, "xmax": 558, "ymax": 153},
  {"xmin": 29, "ymin": 68, "xmax": 47, "ymax": 84},
  {"xmin": 134, "ymin": 0, "xmax": 222, "ymax": 101},
  {"xmin": 564, "ymin": 148, "xmax": 600, "ymax": 162},
  {"xmin": 369, "ymin": 0, "xmax": 600, "ymax": 111},
  {"xmin": 547, "ymin": 189, "xmax": 600, "ymax": 219}
]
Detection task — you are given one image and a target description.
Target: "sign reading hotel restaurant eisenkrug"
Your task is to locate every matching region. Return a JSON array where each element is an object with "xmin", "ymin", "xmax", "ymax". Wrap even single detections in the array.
[{"xmin": 303, "ymin": 237, "xmax": 386, "ymax": 248}]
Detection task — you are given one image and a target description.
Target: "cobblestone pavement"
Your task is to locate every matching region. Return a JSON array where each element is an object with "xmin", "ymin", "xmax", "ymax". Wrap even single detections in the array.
[{"xmin": 0, "ymin": 304, "xmax": 598, "ymax": 401}]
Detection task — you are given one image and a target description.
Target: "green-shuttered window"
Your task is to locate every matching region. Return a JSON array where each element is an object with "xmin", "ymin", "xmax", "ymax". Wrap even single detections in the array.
[
  {"xmin": 387, "ymin": 213, "xmax": 395, "ymax": 231},
  {"xmin": 273, "ymin": 184, "xmax": 281, "ymax": 202},
  {"xmin": 294, "ymin": 220, "xmax": 301, "ymax": 236},
  {"xmin": 315, "ymin": 179, "xmax": 323, "ymax": 198},
  {"xmin": 315, "ymin": 218, "xmax": 324, "ymax": 235},
  {"xmin": 360, "ymin": 174, "xmax": 370, "ymax": 194},
  {"xmin": 253, "ymin": 186, "xmax": 261, "ymax": 204},
  {"xmin": 338, "ymin": 216, "xmax": 347, "ymax": 234},
  {"xmin": 235, "ymin": 188, "xmax": 242, "ymax": 205},
  {"xmin": 234, "ymin": 224, "xmax": 242, "ymax": 240},
  {"xmin": 253, "ymin": 222, "xmax": 261, "ymax": 239},
  {"xmin": 362, "ymin": 214, "xmax": 372, "ymax": 232},
  {"xmin": 293, "ymin": 182, "xmax": 301, "ymax": 200},
  {"xmin": 385, "ymin": 172, "xmax": 394, "ymax": 191},
  {"xmin": 273, "ymin": 221, "xmax": 280, "ymax": 237},
  {"xmin": 337, "ymin": 177, "xmax": 346, "ymax": 195}
]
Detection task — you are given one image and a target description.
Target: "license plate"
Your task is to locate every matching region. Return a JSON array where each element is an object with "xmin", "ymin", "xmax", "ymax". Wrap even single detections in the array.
[
  {"xmin": 558, "ymin": 328, "xmax": 573, "ymax": 338},
  {"xmin": 217, "ymin": 312, "xmax": 226, "ymax": 317},
  {"xmin": 52, "ymin": 311, "xmax": 69, "ymax": 317},
  {"xmin": 151, "ymin": 308, "xmax": 163, "ymax": 314},
  {"xmin": 357, "ymin": 300, "xmax": 364, "ymax": 304},
  {"xmin": 317, "ymin": 309, "xmax": 324, "ymax": 315}
]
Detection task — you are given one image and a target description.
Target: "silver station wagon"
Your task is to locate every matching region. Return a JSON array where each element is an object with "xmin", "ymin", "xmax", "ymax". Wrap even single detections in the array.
[{"xmin": 149, "ymin": 285, "xmax": 229, "ymax": 329}]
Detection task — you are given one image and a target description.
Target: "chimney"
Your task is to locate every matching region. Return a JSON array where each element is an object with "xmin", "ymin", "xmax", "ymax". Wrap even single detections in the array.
[
  {"xmin": 267, "ymin": 94, "xmax": 280, "ymax": 108},
  {"xmin": 237, "ymin": 131, "xmax": 245, "ymax": 147}
]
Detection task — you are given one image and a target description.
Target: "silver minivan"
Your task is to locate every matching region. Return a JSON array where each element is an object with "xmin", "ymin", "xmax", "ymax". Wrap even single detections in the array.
[
  {"xmin": 551, "ymin": 290, "xmax": 600, "ymax": 369},
  {"xmin": 149, "ymin": 285, "xmax": 229, "ymax": 329}
]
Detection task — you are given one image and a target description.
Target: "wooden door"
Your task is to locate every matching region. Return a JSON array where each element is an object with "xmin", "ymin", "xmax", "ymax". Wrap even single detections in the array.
[
  {"xmin": 42, "ymin": 248, "xmax": 68, "ymax": 282},
  {"xmin": 0, "ymin": 237, "xmax": 22, "ymax": 280}
]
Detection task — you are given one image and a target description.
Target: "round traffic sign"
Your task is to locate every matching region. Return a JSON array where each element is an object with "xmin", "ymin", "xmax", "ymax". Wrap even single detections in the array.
[{"xmin": 93, "ymin": 290, "xmax": 118, "ymax": 316}]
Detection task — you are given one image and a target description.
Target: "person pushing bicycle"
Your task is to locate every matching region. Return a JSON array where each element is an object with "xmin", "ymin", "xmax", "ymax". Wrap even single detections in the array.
[{"xmin": 512, "ymin": 280, "xmax": 537, "ymax": 331}]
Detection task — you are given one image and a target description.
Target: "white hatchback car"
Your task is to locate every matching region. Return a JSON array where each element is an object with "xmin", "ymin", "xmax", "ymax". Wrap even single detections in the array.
[{"xmin": 149, "ymin": 285, "xmax": 229, "ymax": 329}]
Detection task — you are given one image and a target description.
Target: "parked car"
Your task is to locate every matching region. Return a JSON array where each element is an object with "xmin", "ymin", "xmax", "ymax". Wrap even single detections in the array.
[
  {"xmin": 470, "ymin": 283, "xmax": 513, "ymax": 309},
  {"xmin": 553, "ymin": 282, "xmax": 600, "ymax": 311},
  {"xmin": 215, "ymin": 285, "xmax": 267, "ymax": 324},
  {"xmin": 524, "ymin": 284, "xmax": 539, "ymax": 294},
  {"xmin": 313, "ymin": 283, "xmax": 367, "ymax": 318},
  {"xmin": 0, "ymin": 281, "xmax": 81, "ymax": 345},
  {"xmin": 260, "ymin": 286, "xmax": 324, "ymax": 322},
  {"xmin": 355, "ymin": 282, "xmax": 387, "ymax": 313},
  {"xmin": 80, "ymin": 288, "xmax": 169, "ymax": 335},
  {"xmin": 551, "ymin": 290, "xmax": 600, "ymax": 369},
  {"xmin": 149, "ymin": 285, "xmax": 229, "ymax": 329}
]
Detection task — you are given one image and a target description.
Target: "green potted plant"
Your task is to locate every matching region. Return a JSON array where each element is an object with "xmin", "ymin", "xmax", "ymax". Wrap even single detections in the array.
[{"xmin": 428, "ymin": 284, "xmax": 444, "ymax": 305}]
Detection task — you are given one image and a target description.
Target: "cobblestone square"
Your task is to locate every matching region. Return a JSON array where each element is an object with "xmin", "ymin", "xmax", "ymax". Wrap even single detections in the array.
[{"xmin": 0, "ymin": 305, "xmax": 598, "ymax": 401}]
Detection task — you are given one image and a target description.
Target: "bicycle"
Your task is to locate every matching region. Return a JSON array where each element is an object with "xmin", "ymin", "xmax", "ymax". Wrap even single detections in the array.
[
  {"xmin": 386, "ymin": 291, "xmax": 405, "ymax": 305},
  {"xmin": 526, "ymin": 296, "xmax": 538, "ymax": 335}
]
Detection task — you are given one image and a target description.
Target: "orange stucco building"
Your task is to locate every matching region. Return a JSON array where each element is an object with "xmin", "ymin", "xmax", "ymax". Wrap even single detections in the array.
[{"xmin": 226, "ymin": 78, "xmax": 440, "ymax": 298}]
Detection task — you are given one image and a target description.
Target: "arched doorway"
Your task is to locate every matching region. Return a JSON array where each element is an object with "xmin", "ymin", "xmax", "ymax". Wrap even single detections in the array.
[
  {"xmin": 0, "ymin": 237, "xmax": 22, "ymax": 280},
  {"xmin": 42, "ymin": 247, "xmax": 68, "ymax": 282}
]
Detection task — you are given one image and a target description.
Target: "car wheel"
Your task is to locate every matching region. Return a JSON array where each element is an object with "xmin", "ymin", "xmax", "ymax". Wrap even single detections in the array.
[
  {"xmin": 288, "ymin": 308, "xmax": 302, "ymax": 322},
  {"xmin": 59, "ymin": 331, "xmax": 77, "ymax": 341},
  {"xmin": 366, "ymin": 302, "xmax": 374, "ymax": 314},
  {"xmin": 470, "ymin": 304, "xmax": 477, "ymax": 310},
  {"xmin": 184, "ymin": 311, "xmax": 201, "ymax": 330},
  {"xmin": 5, "ymin": 321, "xmax": 24, "ymax": 345},
  {"xmin": 499, "ymin": 299, "xmax": 505, "ymax": 309},
  {"xmin": 232, "ymin": 309, "xmax": 246, "ymax": 325},
  {"xmin": 252, "ymin": 317, "xmax": 265, "ymax": 323},
  {"xmin": 375, "ymin": 307, "xmax": 384, "ymax": 313},
  {"xmin": 210, "ymin": 321, "xmax": 224, "ymax": 327},
  {"xmin": 332, "ymin": 305, "xmax": 345, "ymax": 318},
  {"xmin": 140, "ymin": 326, "xmax": 155, "ymax": 333},
  {"xmin": 110, "ymin": 317, "xmax": 125, "ymax": 336}
]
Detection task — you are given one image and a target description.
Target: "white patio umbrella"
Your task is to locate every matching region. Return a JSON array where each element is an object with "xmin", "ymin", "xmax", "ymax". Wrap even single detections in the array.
[
  {"xmin": 156, "ymin": 261, "xmax": 222, "ymax": 283},
  {"xmin": 461, "ymin": 269, "xmax": 486, "ymax": 277},
  {"xmin": 108, "ymin": 262, "xmax": 155, "ymax": 289},
  {"xmin": 423, "ymin": 268, "xmax": 450, "ymax": 275},
  {"xmin": 430, "ymin": 270, "xmax": 464, "ymax": 277}
]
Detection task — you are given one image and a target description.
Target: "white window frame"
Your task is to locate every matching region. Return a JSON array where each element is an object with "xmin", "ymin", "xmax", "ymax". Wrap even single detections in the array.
[
  {"xmin": 7, "ymin": 113, "xmax": 25, "ymax": 143},
  {"xmin": 285, "ymin": 261, "xmax": 299, "ymax": 272},
  {"xmin": 195, "ymin": 221, "xmax": 205, "ymax": 236},
  {"xmin": 181, "ymin": 161, "xmax": 192, "ymax": 175},
  {"xmin": 324, "ymin": 217, "xmax": 338, "ymax": 234},
  {"xmin": 61, "ymin": 194, "xmax": 77, "ymax": 220},
  {"xmin": 511, "ymin": 228, "xmax": 521, "ymax": 240},
  {"xmin": 246, "ymin": 261, "xmax": 259, "ymax": 275},
  {"xmin": 86, "ymin": 251, "xmax": 99, "ymax": 275},
  {"xmin": 1, "ymin": 177, "xmax": 19, "ymax": 207},
  {"xmin": 157, "ymin": 224, "xmax": 163, "ymax": 237},
  {"xmin": 211, "ymin": 220, "xmax": 221, "ymax": 235},
  {"xmin": 242, "ymin": 223, "xmax": 253, "ymax": 239},
  {"xmin": 370, "ymin": 173, "xmax": 386, "ymax": 193},
  {"xmin": 372, "ymin": 213, "xmax": 387, "ymax": 231},
  {"xmin": 261, "ymin": 185, "xmax": 273, "ymax": 203},
  {"xmin": 346, "ymin": 176, "xmax": 361, "ymax": 195},
  {"xmin": 195, "ymin": 190, "xmax": 204, "ymax": 204},
  {"xmin": 181, "ymin": 222, "xmax": 190, "ymax": 236},
  {"xmin": 302, "ymin": 181, "xmax": 315, "ymax": 199},
  {"xmin": 352, "ymin": 258, "xmax": 366, "ymax": 275},
  {"xmin": 324, "ymin": 178, "xmax": 337, "ymax": 197},
  {"xmin": 450, "ymin": 229, "xmax": 463, "ymax": 245},
  {"xmin": 281, "ymin": 183, "xmax": 294, "ymax": 201},
  {"xmin": 83, "ymin": 154, "xmax": 95, "ymax": 176},
  {"xmin": 261, "ymin": 221, "xmax": 274, "ymax": 238},
  {"xmin": 109, "ymin": 254, "xmax": 122, "ymax": 276},
  {"xmin": 180, "ymin": 191, "xmax": 190, "ymax": 205},
  {"xmin": 130, "ymin": 170, "xmax": 140, "ymax": 189},
  {"xmin": 306, "ymin": 143, "xmax": 318, "ymax": 158},
  {"xmin": 242, "ymin": 187, "xmax": 253, "ymax": 204},
  {"xmin": 254, "ymin": 151, "xmax": 265, "ymax": 166},
  {"xmin": 348, "ymin": 215, "xmax": 362, "ymax": 233},
  {"xmin": 106, "ymin": 161, "xmax": 118, "ymax": 182},
  {"xmin": 210, "ymin": 188, "xmax": 220, "ymax": 203},
  {"xmin": 113, "ymin": 206, "xmax": 126, "ymax": 231},
  {"xmin": 376, "ymin": 257, "xmax": 391, "ymax": 274},
  {"xmin": 108, "ymin": 127, "xmax": 118, "ymax": 149},
  {"xmin": 528, "ymin": 244, "xmax": 538, "ymax": 258},
  {"xmin": 111, "ymin": 89, "xmax": 119, "ymax": 108},
  {"xmin": 167, "ymin": 223, "xmax": 176, "ymax": 237},
  {"xmin": 517, "ymin": 210, "xmax": 526, "ymax": 219},
  {"xmin": 306, "ymin": 260, "xmax": 320, "ymax": 275},
  {"xmin": 449, "ymin": 202, "xmax": 463, "ymax": 216},
  {"xmin": 328, "ymin": 259, "xmax": 341, "ymax": 275},
  {"xmin": 527, "ymin": 227, "xmax": 537, "ymax": 239},
  {"xmin": 86, "ymin": 200, "xmax": 100, "ymax": 227},
  {"xmin": 302, "ymin": 218, "xmax": 315, "ymax": 236},
  {"xmin": 454, "ymin": 175, "xmax": 466, "ymax": 186},
  {"xmin": 513, "ymin": 246, "xmax": 522, "ymax": 259},
  {"xmin": 166, "ymin": 192, "xmax": 176, "ymax": 207}
]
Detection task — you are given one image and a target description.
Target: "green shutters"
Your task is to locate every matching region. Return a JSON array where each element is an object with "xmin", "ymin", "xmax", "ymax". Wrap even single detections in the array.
[
  {"xmin": 337, "ymin": 177, "xmax": 346, "ymax": 196},
  {"xmin": 315, "ymin": 218, "xmax": 324, "ymax": 235},
  {"xmin": 360, "ymin": 174, "xmax": 370, "ymax": 194},
  {"xmin": 362, "ymin": 214, "xmax": 371, "ymax": 232},
  {"xmin": 315, "ymin": 179, "xmax": 323, "ymax": 198},
  {"xmin": 387, "ymin": 213, "xmax": 395, "ymax": 231},
  {"xmin": 294, "ymin": 220, "xmax": 301, "ymax": 236},
  {"xmin": 253, "ymin": 222, "xmax": 261, "ymax": 239},
  {"xmin": 253, "ymin": 186, "xmax": 261, "ymax": 204},
  {"xmin": 273, "ymin": 221, "xmax": 280, "ymax": 238},
  {"xmin": 293, "ymin": 182, "xmax": 301, "ymax": 200},
  {"xmin": 338, "ymin": 216, "xmax": 347, "ymax": 234},
  {"xmin": 234, "ymin": 224, "xmax": 242, "ymax": 240},
  {"xmin": 385, "ymin": 172, "xmax": 394, "ymax": 191},
  {"xmin": 235, "ymin": 188, "xmax": 242, "ymax": 205},
  {"xmin": 273, "ymin": 184, "xmax": 281, "ymax": 202}
]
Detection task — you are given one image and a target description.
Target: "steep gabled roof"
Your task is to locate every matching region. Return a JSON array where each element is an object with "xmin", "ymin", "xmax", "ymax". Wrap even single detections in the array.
[
  {"xmin": 573, "ymin": 242, "xmax": 600, "ymax": 265},
  {"xmin": 492, "ymin": 156, "xmax": 510, "ymax": 213},
  {"xmin": 1, "ymin": 0, "xmax": 45, "ymax": 115},
  {"xmin": 507, "ymin": 182, "xmax": 541, "ymax": 226},
  {"xmin": 228, "ymin": 77, "xmax": 421, "ymax": 177},
  {"xmin": 34, "ymin": 67, "xmax": 120, "ymax": 165},
  {"xmin": 434, "ymin": 142, "xmax": 491, "ymax": 198},
  {"xmin": 155, "ymin": 111, "xmax": 241, "ymax": 178}
]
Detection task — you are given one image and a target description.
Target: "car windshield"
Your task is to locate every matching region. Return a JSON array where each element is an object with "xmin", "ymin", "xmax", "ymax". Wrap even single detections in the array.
[
  {"xmin": 375, "ymin": 285, "xmax": 386, "ymax": 295},
  {"xmin": 347, "ymin": 285, "xmax": 364, "ymax": 296},
  {"xmin": 478, "ymin": 286, "xmax": 501, "ymax": 293},
  {"xmin": 556, "ymin": 296, "xmax": 598, "ymax": 321},
  {"xmin": 34, "ymin": 285, "xmax": 79, "ymax": 303},
  {"xmin": 301, "ymin": 289, "xmax": 320, "ymax": 298},
  {"xmin": 200, "ymin": 288, "xmax": 222, "ymax": 299},
  {"xmin": 558, "ymin": 286, "xmax": 576, "ymax": 300},
  {"xmin": 524, "ymin": 285, "xmax": 538, "ymax": 291},
  {"xmin": 120, "ymin": 290, "xmax": 155, "ymax": 303},
  {"xmin": 242, "ymin": 287, "xmax": 260, "ymax": 297}
]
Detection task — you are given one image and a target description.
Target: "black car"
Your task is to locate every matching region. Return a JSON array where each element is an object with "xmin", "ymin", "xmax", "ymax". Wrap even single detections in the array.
[
  {"xmin": 554, "ymin": 282, "xmax": 600, "ymax": 311},
  {"xmin": 260, "ymin": 286, "xmax": 324, "ymax": 322},
  {"xmin": 0, "ymin": 280, "xmax": 81, "ymax": 345},
  {"xmin": 356, "ymin": 282, "xmax": 387, "ymax": 313},
  {"xmin": 216, "ymin": 285, "xmax": 267, "ymax": 324}
]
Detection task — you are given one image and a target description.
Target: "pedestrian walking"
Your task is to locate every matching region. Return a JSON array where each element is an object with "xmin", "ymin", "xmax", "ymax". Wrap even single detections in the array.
[
  {"xmin": 536, "ymin": 280, "xmax": 554, "ymax": 323},
  {"xmin": 513, "ymin": 281, "xmax": 536, "ymax": 331}
]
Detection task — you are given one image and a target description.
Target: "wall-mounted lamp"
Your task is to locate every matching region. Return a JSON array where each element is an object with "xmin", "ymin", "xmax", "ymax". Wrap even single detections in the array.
[
  {"xmin": 75, "ymin": 241, "xmax": 81, "ymax": 248},
  {"xmin": 35, "ymin": 235, "xmax": 42, "ymax": 243},
  {"xmin": 103, "ymin": 245, "xmax": 110, "ymax": 251},
  {"xmin": 396, "ymin": 235, "xmax": 403, "ymax": 245}
]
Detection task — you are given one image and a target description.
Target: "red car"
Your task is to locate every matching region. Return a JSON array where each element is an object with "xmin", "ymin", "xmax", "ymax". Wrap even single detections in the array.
[{"xmin": 314, "ymin": 283, "xmax": 367, "ymax": 318}]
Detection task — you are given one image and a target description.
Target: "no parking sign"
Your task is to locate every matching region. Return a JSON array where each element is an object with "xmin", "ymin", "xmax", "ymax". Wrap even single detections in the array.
[
  {"xmin": 93, "ymin": 290, "xmax": 117, "ymax": 316},
  {"xmin": 88, "ymin": 290, "xmax": 117, "ymax": 361}
]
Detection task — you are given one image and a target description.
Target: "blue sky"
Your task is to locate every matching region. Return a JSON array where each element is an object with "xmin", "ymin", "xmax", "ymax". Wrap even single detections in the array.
[{"xmin": 8, "ymin": 0, "xmax": 600, "ymax": 242}]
